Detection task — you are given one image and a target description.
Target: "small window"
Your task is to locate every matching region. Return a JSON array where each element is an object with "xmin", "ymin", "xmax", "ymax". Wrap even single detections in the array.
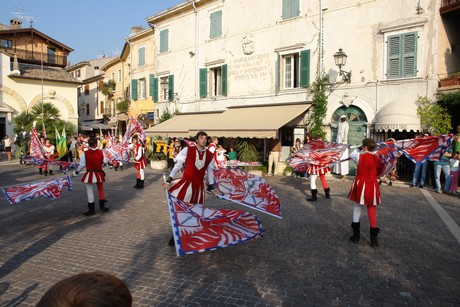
[
  {"xmin": 1, "ymin": 39, "xmax": 12, "ymax": 48},
  {"xmin": 86, "ymin": 104, "xmax": 90, "ymax": 116},
  {"xmin": 84, "ymin": 85, "xmax": 90, "ymax": 95},
  {"xmin": 210, "ymin": 10, "xmax": 222, "ymax": 39},
  {"xmin": 160, "ymin": 77, "xmax": 169, "ymax": 101},
  {"xmin": 210, "ymin": 66, "xmax": 222, "ymax": 96},
  {"xmin": 47, "ymin": 47, "xmax": 56, "ymax": 64},
  {"xmin": 160, "ymin": 29, "xmax": 169, "ymax": 53},
  {"xmin": 77, "ymin": 70, "xmax": 81, "ymax": 77},
  {"xmin": 282, "ymin": 0, "xmax": 300, "ymax": 20},
  {"xmin": 387, "ymin": 32, "xmax": 418, "ymax": 79},
  {"xmin": 111, "ymin": 72, "xmax": 115, "ymax": 81},
  {"xmin": 283, "ymin": 54, "xmax": 299, "ymax": 89},
  {"xmin": 77, "ymin": 88, "xmax": 81, "ymax": 97},
  {"xmin": 139, "ymin": 78, "xmax": 146, "ymax": 100},
  {"xmin": 138, "ymin": 46, "xmax": 146, "ymax": 66},
  {"xmin": 118, "ymin": 69, "xmax": 121, "ymax": 82}
]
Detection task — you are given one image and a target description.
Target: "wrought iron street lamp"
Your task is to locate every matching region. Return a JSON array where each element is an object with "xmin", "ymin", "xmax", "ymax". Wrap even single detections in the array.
[{"xmin": 333, "ymin": 48, "xmax": 351, "ymax": 83}]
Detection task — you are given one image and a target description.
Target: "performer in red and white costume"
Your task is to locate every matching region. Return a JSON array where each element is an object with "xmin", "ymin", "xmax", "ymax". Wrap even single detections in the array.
[
  {"xmin": 348, "ymin": 138, "xmax": 384, "ymax": 247},
  {"xmin": 43, "ymin": 138, "xmax": 55, "ymax": 176},
  {"xmin": 306, "ymin": 137, "xmax": 331, "ymax": 202},
  {"xmin": 73, "ymin": 137, "xmax": 109, "ymax": 216},
  {"xmin": 162, "ymin": 131, "xmax": 216, "ymax": 246},
  {"xmin": 207, "ymin": 136, "xmax": 219, "ymax": 168},
  {"xmin": 163, "ymin": 131, "xmax": 216, "ymax": 204},
  {"xmin": 131, "ymin": 135, "xmax": 146, "ymax": 189}
]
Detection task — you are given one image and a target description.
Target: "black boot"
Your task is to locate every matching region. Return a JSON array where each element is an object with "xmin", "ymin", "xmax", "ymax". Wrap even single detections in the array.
[
  {"xmin": 349, "ymin": 222, "xmax": 360, "ymax": 243},
  {"xmin": 136, "ymin": 180, "xmax": 144, "ymax": 189},
  {"xmin": 39, "ymin": 168, "xmax": 43, "ymax": 175},
  {"xmin": 99, "ymin": 199, "xmax": 110, "ymax": 212},
  {"xmin": 114, "ymin": 166, "xmax": 118, "ymax": 171},
  {"xmin": 133, "ymin": 178, "xmax": 140, "ymax": 188},
  {"xmin": 44, "ymin": 170, "xmax": 48, "ymax": 176},
  {"xmin": 370, "ymin": 227, "xmax": 380, "ymax": 247},
  {"xmin": 324, "ymin": 187, "xmax": 331, "ymax": 199},
  {"xmin": 83, "ymin": 202, "xmax": 96, "ymax": 216},
  {"xmin": 168, "ymin": 236, "xmax": 175, "ymax": 247},
  {"xmin": 307, "ymin": 189, "xmax": 318, "ymax": 201},
  {"xmin": 49, "ymin": 170, "xmax": 53, "ymax": 175}
]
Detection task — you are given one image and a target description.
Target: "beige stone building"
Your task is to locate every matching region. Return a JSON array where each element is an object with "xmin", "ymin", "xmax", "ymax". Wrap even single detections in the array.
[{"xmin": 0, "ymin": 18, "xmax": 79, "ymax": 138}]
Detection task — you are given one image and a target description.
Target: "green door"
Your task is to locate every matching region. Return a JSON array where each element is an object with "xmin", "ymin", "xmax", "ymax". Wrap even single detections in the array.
[{"xmin": 331, "ymin": 106, "xmax": 367, "ymax": 175}]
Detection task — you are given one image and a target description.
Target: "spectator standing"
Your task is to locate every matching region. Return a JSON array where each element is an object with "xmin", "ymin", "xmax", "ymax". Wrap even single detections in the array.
[
  {"xmin": 410, "ymin": 133, "xmax": 430, "ymax": 188},
  {"xmin": 434, "ymin": 148, "xmax": 452, "ymax": 194},
  {"xmin": 228, "ymin": 146, "xmax": 237, "ymax": 160},
  {"xmin": 3, "ymin": 135, "xmax": 12, "ymax": 161},
  {"xmin": 267, "ymin": 138, "xmax": 281, "ymax": 176},
  {"xmin": 335, "ymin": 115, "xmax": 349, "ymax": 179},
  {"xmin": 449, "ymin": 151, "xmax": 460, "ymax": 196}
]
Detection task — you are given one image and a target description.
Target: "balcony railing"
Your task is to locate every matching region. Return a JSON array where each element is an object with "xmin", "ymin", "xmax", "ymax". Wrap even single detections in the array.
[
  {"xmin": 102, "ymin": 108, "xmax": 114, "ymax": 117},
  {"xmin": 0, "ymin": 47, "xmax": 68, "ymax": 67},
  {"xmin": 440, "ymin": 0, "xmax": 460, "ymax": 13}
]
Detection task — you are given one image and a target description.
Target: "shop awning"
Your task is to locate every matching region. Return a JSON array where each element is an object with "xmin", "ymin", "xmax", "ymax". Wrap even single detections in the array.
[
  {"xmin": 146, "ymin": 103, "xmax": 311, "ymax": 138},
  {"xmin": 145, "ymin": 112, "xmax": 223, "ymax": 138},
  {"xmin": 374, "ymin": 101, "xmax": 421, "ymax": 132},
  {"xmin": 189, "ymin": 103, "xmax": 310, "ymax": 138}
]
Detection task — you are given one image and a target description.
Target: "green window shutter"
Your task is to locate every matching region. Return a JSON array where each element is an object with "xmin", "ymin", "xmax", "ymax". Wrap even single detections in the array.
[
  {"xmin": 153, "ymin": 77, "xmax": 158, "ymax": 103},
  {"xmin": 160, "ymin": 29, "xmax": 169, "ymax": 53},
  {"xmin": 210, "ymin": 10, "xmax": 222, "ymax": 39},
  {"xmin": 131, "ymin": 79, "xmax": 138, "ymax": 101},
  {"xmin": 387, "ymin": 35, "xmax": 401, "ymax": 79},
  {"xmin": 168, "ymin": 75, "xmax": 174, "ymax": 101},
  {"xmin": 402, "ymin": 32, "xmax": 417, "ymax": 77},
  {"xmin": 282, "ymin": 0, "xmax": 299, "ymax": 19},
  {"xmin": 300, "ymin": 49, "xmax": 310, "ymax": 87},
  {"xmin": 275, "ymin": 53, "xmax": 280, "ymax": 91},
  {"xmin": 138, "ymin": 47, "xmax": 145, "ymax": 66},
  {"xmin": 199, "ymin": 68, "xmax": 208, "ymax": 98},
  {"xmin": 221, "ymin": 64, "xmax": 227, "ymax": 96},
  {"xmin": 149, "ymin": 74, "xmax": 155, "ymax": 99}
]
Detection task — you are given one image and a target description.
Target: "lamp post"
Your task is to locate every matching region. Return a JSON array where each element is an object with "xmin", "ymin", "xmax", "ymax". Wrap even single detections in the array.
[{"xmin": 333, "ymin": 48, "xmax": 351, "ymax": 83}]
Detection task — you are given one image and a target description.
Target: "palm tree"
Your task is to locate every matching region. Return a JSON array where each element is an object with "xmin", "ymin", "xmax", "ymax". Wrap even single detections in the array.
[
  {"xmin": 13, "ymin": 111, "xmax": 34, "ymax": 133},
  {"xmin": 30, "ymin": 102, "xmax": 61, "ymax": 137}
]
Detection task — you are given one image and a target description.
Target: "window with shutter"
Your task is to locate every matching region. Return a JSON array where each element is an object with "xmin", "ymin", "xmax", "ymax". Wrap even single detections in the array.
[
  {"xmin": 222, "ymin": 64, "xmax": 227, "ymax": 96},
  {"xmin": 168, "ymin": 75, "xmax": 174, "ymax": 102},
  {"xmin": 138, "ymin": 47, "xmax": 145, "ymax": 66},
  {"xmin": 199, "ymin": 68, "xmax": 208, "ymax": 98},
  {"xmin": 131, "ymin": 79, "xmax": 138, "ymax": 101},
  {"xmin": 160, "ymin": 29, "xmax": 169, "ymax": 53},
  {"xmin": 282, "ymin": 0, "xmax": 300, "ymax": 20},
  {"xmin": 300, "ymin": 49, "xmax": 310, "ymax": 87},
  {"xmin": 153, "ymin": 76, "xmax": 159, "ymax": 103},
  {"xmin": 387, "ymin": 32, "xmax": 417, "ymax": 79},
  {"xmin": 210, "ymin": 10, "xmax": 222, "ymax": 39}
]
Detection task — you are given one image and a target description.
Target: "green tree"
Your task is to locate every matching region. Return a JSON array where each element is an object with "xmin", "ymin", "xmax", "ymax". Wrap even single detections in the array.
[
  {"xmin": 116, "ymin": 100, "xmax": 129, "ymax": 113},
  {"xmin": 13, "ymin": 111, "xmax": 34, "ymax": 132},
  {"xmin": 157, "ymin": 103, "xmax": 180, "ymax": 124},
  {"xmin": 236, "ymin": 139, "xmax": 259, "ymax": 162},
  {"xmin": 308, "ymin": 76, "xmax": 329, "ymax": 139},
  {"xmin": 416, "ymin": 96, "xmax": 452, "ymax": 135}
]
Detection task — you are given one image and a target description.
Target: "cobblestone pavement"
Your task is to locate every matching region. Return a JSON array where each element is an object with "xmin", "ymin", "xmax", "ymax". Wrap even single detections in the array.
[{"xmin": 0, "ymin": 163, "xmax": 459, "ymax": 306}]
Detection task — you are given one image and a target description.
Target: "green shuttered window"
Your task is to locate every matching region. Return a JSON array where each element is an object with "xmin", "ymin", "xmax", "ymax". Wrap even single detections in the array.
[
  {"xmin": 200, "ymin": 68, "xmax": 208, "ymax": 98},
  {"xmin": 282, "ymin": 0, "xmax": 300, "ymax": 20},
  {"xmin": 387, "ymin": 32, "xmax": 417, "ymax": 79},
  {"xmin": 138, "ymin": 47, "xmax": 145, "ymax": 66},
  {"xmin": 221, "ymin": 64, "xmax": 227, "ymax": 96},
  {"xmin": 160, "ymin": 29, "xmax": 169, "ymax": 53},
  {"xmin": 300, "ymin": 49, "xmax": 310, "ymax": 88},
  {"xmin": 210, "ymin": 10, "xmax": 222, "ymax": 39},
  {"xmin": 131, "ymin": 79, "xmax": 138, "ymax": 101},
  {"xmin": 168, "ymin": 75, "xmax": 174, "ymax": 102}
]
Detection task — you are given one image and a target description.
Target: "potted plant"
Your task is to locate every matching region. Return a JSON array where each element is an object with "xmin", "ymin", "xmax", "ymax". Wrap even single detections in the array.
[
  {"xmin": 439, "ymin": 72, "xmax": 460, "ymax": 87},
  {"xmin": 283, "ymin": 165, "xmax": 295, "ymax": 177},
  {"xmin": 236, "ymin": 139, "xmax": 261, "ymax": 176},
  {"xmin": 148, "ymin": 137, "xmax": 168, "ymax": 170}
]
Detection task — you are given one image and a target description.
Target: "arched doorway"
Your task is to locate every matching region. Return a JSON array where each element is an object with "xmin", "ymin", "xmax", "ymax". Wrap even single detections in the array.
[
  {"xmin": 331, "ymin": 106, "xmax": 367, "ymax": 146},
  {"xmin": 331, "ymin": 106, "xmax": 368, "ymax": 175}
]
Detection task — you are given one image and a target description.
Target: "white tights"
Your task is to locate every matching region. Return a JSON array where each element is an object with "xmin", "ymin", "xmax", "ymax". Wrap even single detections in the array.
[
  {"xmin": 86, "ymin": 184, "xmax": 95, "ymax": 203},
  {"xmin": 352, "ymin": 202, "xmax": 361, "ymax": 223}
]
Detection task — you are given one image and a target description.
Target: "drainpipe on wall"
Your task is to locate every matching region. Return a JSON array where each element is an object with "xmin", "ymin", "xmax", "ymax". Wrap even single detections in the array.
[{"xmin": 192, "ymin": 0, "xmax": 198, "ymax": 102}]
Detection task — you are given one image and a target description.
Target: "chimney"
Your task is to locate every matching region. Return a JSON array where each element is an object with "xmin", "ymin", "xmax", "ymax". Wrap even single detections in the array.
[{"xmin": 9, "ymin": 18, "xmax": 22, "ymax": 29}]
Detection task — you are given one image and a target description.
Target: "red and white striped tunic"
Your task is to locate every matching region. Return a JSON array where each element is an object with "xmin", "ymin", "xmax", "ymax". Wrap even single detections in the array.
[
  {"xmin": 81, "ymin": 149, "xmax": 105, "ymax": 183},
  {"xmin": 348, "ymin": 152, "xmax": 382, "ymax": 206}
]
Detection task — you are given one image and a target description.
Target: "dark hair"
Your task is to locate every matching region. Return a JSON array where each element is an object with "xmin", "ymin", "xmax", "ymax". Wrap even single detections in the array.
[
  {"xmin": 362, "ymin": 138, "xmax": 376, "ymax": 151},
  {"xmin": 88, "ymin": 137, "xmax": 98, "ymax": 147},
  {"xmin": 195, "ymin": 131, "xmax": 208, "ymax": 139},
  {"xmin": 36, "ymin": 271, "xmax": 132, "ymax": 307}
]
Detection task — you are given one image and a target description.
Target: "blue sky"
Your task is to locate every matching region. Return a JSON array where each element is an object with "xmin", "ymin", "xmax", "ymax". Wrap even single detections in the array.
[{"xmin": 1, "ymin": 0, "xmax": 184, "ymax": 65}]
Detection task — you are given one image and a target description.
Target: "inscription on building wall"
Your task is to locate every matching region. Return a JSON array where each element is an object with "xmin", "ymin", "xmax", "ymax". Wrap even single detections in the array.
[{"xmin": 230, "ymin": 53, "xmax": 271, "ymax": 81}]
